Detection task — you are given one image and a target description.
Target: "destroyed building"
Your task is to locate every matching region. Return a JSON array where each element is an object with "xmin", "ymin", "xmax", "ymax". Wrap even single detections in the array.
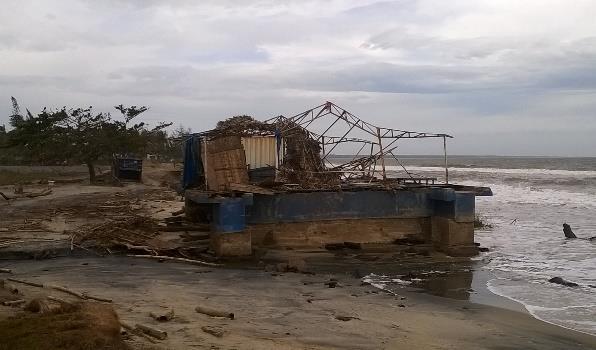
[{"xmin": 181, "ymin": 102, "xmax": 492, "ymax": 257}]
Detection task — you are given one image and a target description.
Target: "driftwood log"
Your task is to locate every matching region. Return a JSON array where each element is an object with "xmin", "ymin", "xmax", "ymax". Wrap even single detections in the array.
[
  {"xmin": 7, "ymin": 278, "xmax": 42, "ymax": 288},
  {"xmin": 6, "ymin": 278, "xmax": 112, "ymax": 302},
  {"xmin": 335, "ymin": 315, "xmax": 360, "ymax": 321},
  {"xmin": 135, "ymin": 324, "xmax": 168, "ymax": 340},
  {"xmin": 150, "ymin": 309, "xmax": 175, "ymax": 322},
  {"xmin": 83, "ymin": 293, "xmax": 113, "ymax": 303},
  {"xmin": 127, "ymin": 254, "xmax": 222, "ymax": 267},
  {"xmin": 46, "ymin": 284, "xmax": 85, "ymax": 299},
  {"xmin": 195, "ymin": 305, "xmax": 234, "ymax": 319},
  {"xmin": 120, "ymin": 322, "xmax": 158, "ymax": 344},
  {"xmin": 548, "ymin": 277, "xmax": 579, "ymax": 287},
  {"xmin": 0, "ymin": 268, "xmax": 12, "ymax": 274},
  {"xmin": 201, "ymin": 325, "xmax": 225, "ymax": 338},
  {"xmin": 171, "ymin": 208, "xmax": 185, "ymax": 216},
  {"xmin": 23, "ymin": 189, "xmax": 53, "ymax": 198},
  {"xmin": 2, "ymin": 299, "xmax": 26, "ymax": 306},
  {"xmin": 563, "ymin": 223, "xmax": 577, "ymax": 239},
  {"xmin": 0, "ymin": 189, "xmax": 53, "ymax": 201},
  {"xmin": 120, "ymin": 321, "xmax": 135, "ymax": 332}
]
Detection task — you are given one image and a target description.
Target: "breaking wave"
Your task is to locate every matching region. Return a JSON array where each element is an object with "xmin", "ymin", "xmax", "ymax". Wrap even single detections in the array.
[{"xmin": 386, "ymin": 165, "xmax": 596, "ymax": 178}]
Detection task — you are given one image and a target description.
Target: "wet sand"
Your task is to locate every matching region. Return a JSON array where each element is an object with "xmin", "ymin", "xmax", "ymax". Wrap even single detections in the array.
[{"xmin": 1, "ymin": 255, "xmax": 595, "ymax": 350}]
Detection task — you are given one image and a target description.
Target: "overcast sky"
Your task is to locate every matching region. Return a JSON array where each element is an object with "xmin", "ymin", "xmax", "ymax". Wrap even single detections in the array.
[{"xmin": 1, "ymin": 0, "xmax": 595, "ymax": 156}]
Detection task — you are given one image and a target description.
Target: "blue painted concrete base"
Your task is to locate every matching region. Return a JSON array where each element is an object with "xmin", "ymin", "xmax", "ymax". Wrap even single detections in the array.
[{"xmin": 185, "ymin": 187, "xmax": 481, "ymax": 256}]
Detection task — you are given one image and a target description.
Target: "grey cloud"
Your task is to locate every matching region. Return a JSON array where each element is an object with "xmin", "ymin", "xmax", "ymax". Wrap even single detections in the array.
[
  {"xmin": 0, "ymin": 75, "xmax": 70, "ymax": 88},
  {"xmin": 362, "ymin": 30, "xmax": 596, "ymax": 92},
  {"xmin": 1, "ymin": 0, "xmax": 596, "ymax": 156},
  {"xmin": 295, "ymin": 63, "xmax": 488, "ymax": 93}
]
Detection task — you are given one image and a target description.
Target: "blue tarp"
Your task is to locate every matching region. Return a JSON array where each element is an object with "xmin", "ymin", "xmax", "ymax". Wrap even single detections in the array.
[{"xmin": 182, "ymin": 135, "xmax": 204, "ymax": 189}]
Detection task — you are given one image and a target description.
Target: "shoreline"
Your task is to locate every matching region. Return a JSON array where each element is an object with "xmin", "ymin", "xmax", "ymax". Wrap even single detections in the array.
[
  {"xmin": 3, "ymin": 243, "xmax": 594, "ymax": 340},
  {"xmin": 0, "ymin": 230, "xmax": 596, "ymax": 339},
  {"xmin": 485, "ymin": 278, "xmax": 596, "ymax": 338},
  {"xmin": 1, "ymin": 255, "xmax": 595, "ymax": 349},
  {"xmin": 272, "ymin": 248, "xmax": 596, "ymax": 338}
]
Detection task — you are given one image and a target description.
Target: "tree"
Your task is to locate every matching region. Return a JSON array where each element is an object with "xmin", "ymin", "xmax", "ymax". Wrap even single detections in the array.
[
  {"xmin": 7, "ymin": 99, "xmax": 69, "ymax": 165},
  {"xmin": 6, "ymin": 98, "xmax": 172, "ymax": 181},
  {"xmin": 60, "ymin": 105, "xmax": 171, "ymax": 181}
]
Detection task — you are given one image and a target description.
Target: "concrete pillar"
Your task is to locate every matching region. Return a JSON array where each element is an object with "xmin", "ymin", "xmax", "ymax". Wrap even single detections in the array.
[
  {"xmin": 431, "ymin": 217, "xmax": 478, "ymax": 256},
  {"xmin": 431, "ymin": 190, "xmax": 478, "ymax": 257},
  {"xmin": 211, "ymin": 231, "xmax": 252, "ymax": 256}
]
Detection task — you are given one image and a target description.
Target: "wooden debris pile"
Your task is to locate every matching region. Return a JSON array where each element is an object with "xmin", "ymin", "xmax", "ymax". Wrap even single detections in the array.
[
  {"xmin": 70, "ymin": 212, "xmax": 219, "ymax": 265},
  {"xmin": 71, "ymin": 215, "xmax": 160, "ymax": 252},
  {"xmin": 277, "ymin": 120, "xmax": 340, "ymax": 189},
  {"xmin": 213, "ymin": 115, "xmax": 276, "ymax": 137},
  {"xmin": 0, "ymin": 188, "xmax": 52, "ymax": 201},
  {"xmin": 3, "ymin": 219, "xmax": 47, "ymax": 232}
]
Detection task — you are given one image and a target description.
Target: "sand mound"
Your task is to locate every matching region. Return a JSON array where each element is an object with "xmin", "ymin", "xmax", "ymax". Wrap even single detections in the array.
[{"xmin": 0, "ymin": 301, "xmax": 126, "ymax": 350}]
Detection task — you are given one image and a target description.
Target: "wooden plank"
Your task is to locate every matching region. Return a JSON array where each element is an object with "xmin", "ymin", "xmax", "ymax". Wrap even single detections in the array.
[
  {"xmin": 204, "ymin": 136, "xmax": 250, "ymax": 191},
  {"xmin": 213, "ymin": 149, "xmax": 247, "ymax": 170},
  {"xmin": 204, "ymin": 149, "xmax": 219, "ymax": 191},
  {"xmin": 229, "ymin": 183, "xmax": 274, "ymax": 195},
  {"xmin": 213, "ymin": 152, "xmax": 249, "ymax": 190}
]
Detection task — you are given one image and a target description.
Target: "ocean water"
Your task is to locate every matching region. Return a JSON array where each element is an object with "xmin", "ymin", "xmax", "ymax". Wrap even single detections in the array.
[{"xmin": 384, "ymin": 156, "xmax": 596, "ymax": 335}]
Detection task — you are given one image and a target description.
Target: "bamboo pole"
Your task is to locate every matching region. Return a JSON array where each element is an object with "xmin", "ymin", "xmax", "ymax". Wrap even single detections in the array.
[
  {"xmin": 203, "ymin": 136, "xmax": 208, "ymax": 189},
  {"xmin": 7, "ymin": 278, "xmax": 43, "ymax": 288},
  {"xmin": 443, "ymin": 135, "xmax": 449, "ymax": 184},
  {"xmin": 376, "ymin": 127, "xmax": 387, "ymax": 180},
  {"xmin": 7, "ymin": 278, "xmax": 112, "ymax": 302}
]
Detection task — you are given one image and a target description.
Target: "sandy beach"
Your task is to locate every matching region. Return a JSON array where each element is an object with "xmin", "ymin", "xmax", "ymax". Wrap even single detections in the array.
[
  {"xmin": 1, "ymin": 168, "xmax": 595, "ymax": 349},
  {"xmin": 1, "ymin": 254, "xmax": 595, "ymax": 350}
]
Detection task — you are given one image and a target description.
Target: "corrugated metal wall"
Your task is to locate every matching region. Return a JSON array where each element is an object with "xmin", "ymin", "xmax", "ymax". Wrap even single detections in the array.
[{"xmin": 241, "ymin": 136, "xmax": 277, "ymax": 169}]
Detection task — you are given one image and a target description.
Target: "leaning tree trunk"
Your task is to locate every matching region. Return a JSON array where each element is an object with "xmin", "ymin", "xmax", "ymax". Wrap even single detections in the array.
[{"xmin": 86, "ymin": 161, "xmax": 96, "ymax": 183}]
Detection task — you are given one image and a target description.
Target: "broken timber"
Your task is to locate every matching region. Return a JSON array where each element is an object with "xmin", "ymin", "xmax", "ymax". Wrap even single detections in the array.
[
  {"xmin": 229, "ymin": 183, "xmax": 274, "ymax": 195},
  {"xmin": 6, "ymin": 278, "xmax": 112, "ymax": 302},
  {"xmin": 195, "ymin": 305, "xmax": 234, "ymax": 319},
  {"xmin": 126, "ymin": 254, "xmax": 222, "ymax": 267}
]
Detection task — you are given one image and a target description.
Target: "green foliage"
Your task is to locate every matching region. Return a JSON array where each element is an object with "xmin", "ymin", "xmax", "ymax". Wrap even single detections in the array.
[{"xmin": 3, "ymin": 97, "xmax": 174, "ymax": 180}]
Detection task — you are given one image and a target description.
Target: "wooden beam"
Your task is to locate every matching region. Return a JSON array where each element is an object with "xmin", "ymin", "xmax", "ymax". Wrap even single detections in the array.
[{"xmin": 229, "ymin": 183, "xmax": 274, "ymax": 195}]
